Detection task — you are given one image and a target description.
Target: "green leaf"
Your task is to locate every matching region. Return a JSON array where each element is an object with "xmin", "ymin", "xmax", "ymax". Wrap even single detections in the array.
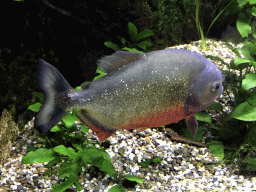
[
  {"xmin": 231, "ymin": 58, "xmax": 250, "ymax": 70},
  {"xmin": 247, "ymin": 91, "xmax": 256, "ymax": 106},
  {"xmin": 46, "ymin": 156, "xmax": 62, "ymax": 168},
  {"xmin": 74, "ymin": 183, "xmax": 83, "ymax": 190},
  {"xmin": 53, "ymin": 145, "xmax": 78, "ymax": 160},
  {"xmin": 245, "ymin": 125, "xmax": 256, "ymax": 146},
  {"xmin": 104, "ymin": 41, "xmax": 120, "ymax": 51},
  {"xmin": 125, "ymin": 175, "xmax": 144, "ymax": 183},
  {"xmin": 72, "ymin": 144, "xmax": 82, "ymax": 150},
  {"xmin": 22, "ymin": 148, "xmax": 56, "ymax": 164},
  {"xmin": 139, "ymin": 159, "xmax": 151, "ymax": 168},
  {"xmin": 195, "ymin": 112, "xmax": 212, "ymax": 124},
  {"xmin": 50, "ymin": 125, "xmax": 62, "ymax": 132},
  {"xmin": 93, "ymin": 68, "xmax": 107, "ymax": 81},
  {"xmin": 80, "ymin": 124, "xmax": 89, "ymax": 133},
  {"xmin": 128, "ymin": 22, "xmax": 137, "ymax": 43},
  {"xmin": 237, "ymin": 0, "xmax": 249, "ymax": 7},
  {"xmin": 249, "ymin": 0, "xmax": 256, "ymax": 5},
  {"xmin": 152, "ymin": 157, "xmax": 161, "ymax": 163},
  {"xmin": 32, "ymin": 92, "xmax": 44, "ymax": 103},
  {"xmin": 109, "ymin": 185, "xmax": 125, "ymax": 192},
  {"xmin": 234, "ymin": 57, "xmax": 254, "ymax": 65},
  {"xmin": 208, "ymin": 141, "xmax": 224, "ymax": 161},
  {"xmin": 206, "ymin": 102, "xmax": 223, "ymax": 111},
  {"xmin": 241, "ymin": 42, "xmax": 256, "ymax": 61},
  {"xmin": 251, "ymin": 6, "xmax": 256, "ymax": 16},
  {"xmin": 122, "ymin": 47, "xmax": 144, "ymax": 53},
  {"xmin": 80, "ymin": 147, "xmax": 115, "ymax": 177},
  {"xmin": 62, "ymin": 112, "xmax": 78, "ymax": 128},
  {"xmin": 118, "ymin": 36, "xmax": 128, "ymax": 44},
  {"xmin": 59, "ymin": 161, "xmax": 81, "ymax": 178},
  {"xmin": 237, "ymin": 12, "xmax": 252, "ymax": 38},
  {"xmin": 28, "ymin": 102, "xmax": 42, "ymax": 112},
  {"xmin": 52, "ymin": 173, "xmax": 78, "ymax": 192},
  {"xmin": 242, "ymin": 73, "xmax": 256, "ymax": 90},
  {"xmin": 137, "ymin": 29, "xmax": 155, "ymax": 40},
  {"xmin": 247, "ymin": 158, "xmax": 256, "ymax": 171},
  {"xmin": 74, "ymin": 86, "xmax": 82, "ymax": 91},
  {"xmin": 136, "ymin": 41, "xmax": 152, "ymax": 51},
  {"xmin": 231, "ymin": 101, "xmax": 256, "ymax": 121}
]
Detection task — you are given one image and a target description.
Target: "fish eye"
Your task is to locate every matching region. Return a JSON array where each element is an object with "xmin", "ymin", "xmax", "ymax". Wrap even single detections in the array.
[{"xmin": 211, "ymin": 82, "xmax": 220, "ymax": 92}]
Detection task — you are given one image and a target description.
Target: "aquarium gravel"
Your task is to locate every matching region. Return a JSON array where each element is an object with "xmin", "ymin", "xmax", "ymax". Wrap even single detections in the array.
[{"xmin": 1, "ymin": 40, "xmax": 256, "ymax": 192}]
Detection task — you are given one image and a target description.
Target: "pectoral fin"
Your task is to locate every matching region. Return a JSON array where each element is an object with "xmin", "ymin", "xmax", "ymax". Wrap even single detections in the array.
[
  {"xmin": 76, "ymin": 110, "xmax": 116, "ymax": 142},
  {"xmin": 185, "ymin": 115, "xmax": 198, "ymax": 138}
]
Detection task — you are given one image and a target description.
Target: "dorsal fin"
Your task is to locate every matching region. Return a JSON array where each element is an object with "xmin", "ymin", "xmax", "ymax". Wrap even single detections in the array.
[{"xmin": 98, "ymin": 51, "xmax": 144, "ymax": 73}]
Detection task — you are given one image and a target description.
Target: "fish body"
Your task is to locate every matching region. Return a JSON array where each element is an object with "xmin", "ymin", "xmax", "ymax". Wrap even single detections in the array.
[{"xmin": 35, "ymin": 49, "xmax": 224, "ymax": 141}]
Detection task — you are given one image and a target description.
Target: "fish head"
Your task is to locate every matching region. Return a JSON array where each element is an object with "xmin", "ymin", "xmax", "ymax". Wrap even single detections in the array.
[{"xmin": 186, "ymin": 58, "xmax": 224, "ymax": 113}]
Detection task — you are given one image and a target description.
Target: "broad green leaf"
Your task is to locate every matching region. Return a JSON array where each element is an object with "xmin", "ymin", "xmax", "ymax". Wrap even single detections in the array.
[
  {"xmin": 237, "ymin": 12, "xmax": 252, "ymax": 38},
  {"xmin": 208, "ymin": 141, "xmax": 224, "ymax": 161},
  {"xmin": 237, "ymin": 0, "xmax": 249, "ymax": 7},
  {"xmin": 62, "ymin": 112, "xmax": 78, "ymax": 128},
  {"xmin": 109, "ymin": 185, "xmax": 125, "ymax": 192},
  {"xmin": 245, "ymin": 125, "xmax": 256, "ymax": 146},
  {"xmin": 28, "ymin": 102, "xmax": 41, "ymax": 112},
  {"xmin": 74, "ymin": 86, "xmax": 82, "ymax": 91},
  {"xmin": 118, "ymin": 36, "xmax": 127, "ymax": 44},
  {"xmin": 128, "ymin": 22, "xmax": 137, "ymax": 43},
  {"xmin": 53, "ymin": 145, "xmax": 78, "ymax": 160},
  {"xmin": 137, "ymin": 41, "xmax": 152, "ymax": 51},
  {"xmin": 251, "ymin": 6, "xmax": 256, "ymax": 16},
  {"xmin": 242, "ymin": 73, "xmax": 256, "ymax": 90},
  {"xmin": 93, "ymin": 68, "xmax": 107, "ymax": 81},
  {"xmin": 50, "ymin": 125, "xmax": 62, "ymax": 132},
  {"xmin": 249, "ymin": 0, "xmax": 256, "ymax": 5},
  {"xmin": 241, "ymin": 42, "xmax": 256, "ymax": 61},
  {"xmin": 104, "ymin": 41, "xmax": 120, "ymax": 51},
  {"xmin": 252, "ymin": 62, "xmax": 256, "ymax": 67},
  {"xmin": 247, "ymin": 91, "xmax": 256, "ymax": 106},
  {"xmin": 152, "ymin": 157, "xmax": 161, "ymax": 163},
  {"xmin": 206, "ymin": 102, "xmax": 223, "ymax": 111},
  {"xmin": 74, "ymin": 183, "xmax": 83, "ymax": 190},
  {"xmin": 46, "ymin": 156, "xmax": 62, "ymax": 168},
  {"xmin": 52, "ymin": 173, "xmax": 78, "ymax": 192},
  {"xmin": 234, "ymin": 57, "xmax": 253, "ymax": 65},
  {"xmin": 139, "ymin": 159, "xmax": 151, "ymax": 168},
  {"xmin": 125, "ymin": 175, "xmax": 144, "ymax": 183},
  {"xmin": 80, "ymin": 124, "xmax": 89, "ymax": 133},
  {"xmin": 137, "ymin": 29, "xmax": 155, "ymax": 40},
  {"xmin": 22, "ymin": 148, "xmax": 55, "ymax": 164},
  {"xmin": 122, "ymin": 47, "xmax": 144, "ymax": 53},
  {"xmin": 231, "ymin": 101, "xmax": 256, "ymax": 121},
  {"xmin": 80, "ymin": 148, "xmax": 115, "ymax": 177},
  {"xmin": 59, "ymin": 161, "xmax": 81, "ymax": 178},
  {"xmin": 247, "ymin": 158, "xmax": 256, "ymax": 171},
  {"xmin": 195, "ymin": 112, "xmax": 212, "ymax": 124}
]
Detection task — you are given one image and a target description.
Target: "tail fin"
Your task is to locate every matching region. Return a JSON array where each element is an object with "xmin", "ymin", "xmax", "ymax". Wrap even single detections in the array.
[{"xmin": 35, "ymin": 59, "xmax": 73, "ymax": 133}]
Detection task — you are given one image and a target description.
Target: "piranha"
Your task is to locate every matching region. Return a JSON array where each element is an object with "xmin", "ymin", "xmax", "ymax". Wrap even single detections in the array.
[{"xmin": 35, "ymin": 49, "xmax": 224, "ymax": 141}]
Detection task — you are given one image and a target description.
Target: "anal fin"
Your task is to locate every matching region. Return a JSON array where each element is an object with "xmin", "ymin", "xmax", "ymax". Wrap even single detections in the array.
[{"xmin": 76, "ymin": 110, "xmax": 116, "ymax": 142}]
